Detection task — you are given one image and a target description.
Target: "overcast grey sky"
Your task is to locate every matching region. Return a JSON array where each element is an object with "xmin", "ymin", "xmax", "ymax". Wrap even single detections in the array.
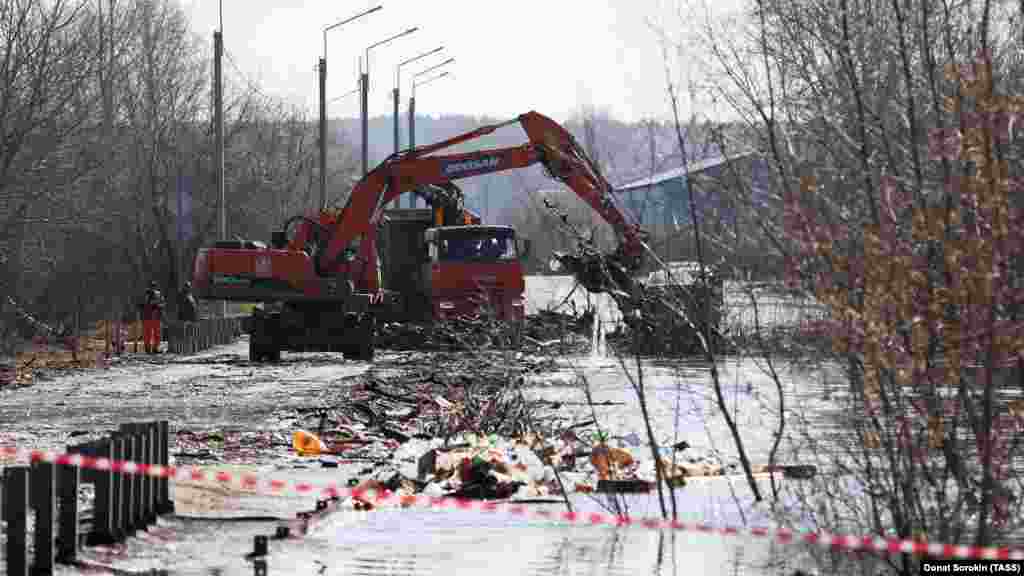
[{"xmin": 178, "ymin": 0, "xmax": 746, "ymax": 124}]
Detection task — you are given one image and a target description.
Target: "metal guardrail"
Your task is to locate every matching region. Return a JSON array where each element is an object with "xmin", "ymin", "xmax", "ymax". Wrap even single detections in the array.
[
  {"xmin": 167, "ymin": 317, "xmax": 247, "ymax": 355},
  {"xmin": 2, "ymin": 421, "xmax": 172, "ymax": 575}
]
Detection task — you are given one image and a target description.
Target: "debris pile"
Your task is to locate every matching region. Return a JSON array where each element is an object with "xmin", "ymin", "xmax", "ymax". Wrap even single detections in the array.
[
  {"xmin": 522, "ymin": 309, "xmax": 594, "ymax": 339},
  {"xmin": 375, "ymin": 318, "xmax": 516, "ymax": 352},
  {"xmin": 268, "ymin": 356, "xmax": 664, "ymax": 507},
  {"xmin": 604, "ymin": 280, "xmax": 727, "ymax": 357},
  {"xmin": 375, "ymin": 311, "xmax": 594, "ymax": 354}
]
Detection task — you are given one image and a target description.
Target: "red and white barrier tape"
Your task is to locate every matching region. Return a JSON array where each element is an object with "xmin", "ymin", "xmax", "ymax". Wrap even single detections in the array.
[{"xmin": 3, "ymin": 446, "xmax": 1022, "ymax": 561}]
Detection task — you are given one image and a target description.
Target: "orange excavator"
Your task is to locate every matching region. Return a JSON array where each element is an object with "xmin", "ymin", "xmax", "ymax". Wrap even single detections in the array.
[{"xmin": 191, "ymin": 110, "xmax": 647, "ymax": 362}]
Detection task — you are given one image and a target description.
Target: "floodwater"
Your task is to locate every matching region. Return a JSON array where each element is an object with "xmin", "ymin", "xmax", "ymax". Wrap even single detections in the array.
[
  {"xmin": 525, "ymin": 275, "xmax": 824, "ymax": 333},
  {"xmin": 0, "ymin": 277, "xmax": 839, "ymax": 576}
]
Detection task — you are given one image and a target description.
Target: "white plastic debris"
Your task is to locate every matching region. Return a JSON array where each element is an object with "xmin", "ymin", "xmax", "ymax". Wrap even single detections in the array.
[
  {"xmin": 422, "ymin": 482, "xmax": 446, "ymax": 498},
  {"xmin": 508, "ymin": 446, "xmax": 545, "ymax": 483},
  {"xmin": 541, "ymin": 466, "xmax": 556, "ymax": 484}
]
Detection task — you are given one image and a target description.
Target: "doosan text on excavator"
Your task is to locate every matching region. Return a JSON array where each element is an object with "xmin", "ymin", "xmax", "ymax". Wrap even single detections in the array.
[{"xmin": 191, "ymin": 111, "xmax": 648, "ymax": 362}]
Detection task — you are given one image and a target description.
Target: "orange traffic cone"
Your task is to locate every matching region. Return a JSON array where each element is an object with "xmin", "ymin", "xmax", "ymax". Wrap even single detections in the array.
[{"xmin": 292, "ymin": 430, "xmax": 327, "ymax": 456}]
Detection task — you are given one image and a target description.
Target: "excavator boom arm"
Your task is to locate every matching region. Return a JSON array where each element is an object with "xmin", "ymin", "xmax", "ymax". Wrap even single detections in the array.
[
  {"xmin": 318, "ymin": 110, "xmax": 646, "ymax": 285},
  {"xmin": 319, "ymin": 144, "xmax": 542, "ymax": 269}
]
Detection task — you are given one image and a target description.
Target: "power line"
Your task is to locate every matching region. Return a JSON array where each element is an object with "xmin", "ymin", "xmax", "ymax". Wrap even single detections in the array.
[
  {"xmin": 222, "ymin": 47, "xmax": 272, "ymax": 102},
  {"xmin": 223, "ymin": 48, "xmax": 267, "ymax": 100}
]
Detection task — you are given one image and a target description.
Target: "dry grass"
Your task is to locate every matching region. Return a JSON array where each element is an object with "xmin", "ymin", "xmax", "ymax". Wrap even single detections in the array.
[{"xmin": 7, "ymin": 319, "xmax": 139, "ymax": 385}]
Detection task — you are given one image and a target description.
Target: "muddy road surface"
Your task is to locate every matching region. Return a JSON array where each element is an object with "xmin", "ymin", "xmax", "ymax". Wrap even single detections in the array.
[{"xmin": 0, "ymin": 343, "xmax": 373, "ymax": 460}]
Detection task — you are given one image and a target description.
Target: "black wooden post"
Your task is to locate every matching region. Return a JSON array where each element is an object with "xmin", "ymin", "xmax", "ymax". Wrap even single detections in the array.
[
  {"xmin": 111, "ymin": 434, "xmax": 127, "ymax": 539},
  {"xmin": 4, "ymin": 466, "xmax": 29, "ymax": 576},
  {"xmin": 32, "ymin": 460, "xmax": 57, "ymax": 572},
  {"xmin": 126, "ymin": 423, "xmax": 151, "ymax": 525},
  {"xmin": 131, "ymin": 428, "xmax": 144, "ymax": 528},
  {"xmin": 157, "ymin": 420, "xmax": 172, "ymax": 513},
  {"xmin": 144, "ymin": 422, "xmax": 157, "ymax": 524},
  {"xmin": 80, "ymin": 439, "xmax": 115, "ymax": 544},
  {"xmin": 116, "ymin": 427, "xmax": 137, "ymax": 534},
  {"xmin": 58, "ymin": 456, "xmax": 81, "ymax": 562},
  {"xmin": 120, "ymin": 424, "xmax": 139, "ymax": 524}
]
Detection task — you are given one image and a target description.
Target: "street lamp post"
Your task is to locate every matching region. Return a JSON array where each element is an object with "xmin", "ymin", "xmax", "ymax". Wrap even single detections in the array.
[
  {"xmin": 394, "ymin": 48, "xmax": 444, "ymax": 154},
  {"xmin": 319, "ymin": 5, "xmax": 382, "ymax": 211},
  {"xmin": 409, "ymin": 70, "xmax": 452, "ymax": 208},
  {"xmin": 391, "ymin": 46, "xmax": 444, "ymax": 208},
  {"xmin": 406, "ymin": 57, "xmax": 454, "ymax": 208},
  {"xmin": 215, "ymin": 0, "xmax": 225, "ymax": 317},
  {"xmin": 407, "ymin": 57, "xmax": 454, "ymax": 152},
  {"xmin": 361, "ymin": 27, "xmax": 418, "ymax": 180}
]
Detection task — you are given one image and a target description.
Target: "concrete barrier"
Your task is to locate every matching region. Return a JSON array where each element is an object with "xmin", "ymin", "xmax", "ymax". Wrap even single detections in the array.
[{"xmin": 167, "ymin": 317, "xmax": 246, "ymax": 355}]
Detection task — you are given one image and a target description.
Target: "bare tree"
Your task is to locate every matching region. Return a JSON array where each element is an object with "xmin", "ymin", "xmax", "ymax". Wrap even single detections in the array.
[
  {"xmin": 0, "ymin": 0, "xmax": 100, "ymax": 351},
  {"xmin": 675, "ymin": 0, "xmax": 1024, "ymax": 573},
  {"xmin": 0, "ymin": 0, "xmax": 341, "ymax": 347}
]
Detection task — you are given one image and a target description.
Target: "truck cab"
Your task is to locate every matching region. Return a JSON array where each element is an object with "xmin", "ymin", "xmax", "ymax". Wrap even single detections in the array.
[
  {"xmin": 378, "ymin": 208, "xmax": 530, "ymax": 323},
  {"xmin": 425, "ymin": 225, "xmax": 528, "ymax": 321}
]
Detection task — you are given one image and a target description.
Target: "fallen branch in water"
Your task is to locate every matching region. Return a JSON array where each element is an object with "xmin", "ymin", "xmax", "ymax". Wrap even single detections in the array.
[{"xmin": 536, "ymin": 400, "xmax": 626, "ymax": 407}]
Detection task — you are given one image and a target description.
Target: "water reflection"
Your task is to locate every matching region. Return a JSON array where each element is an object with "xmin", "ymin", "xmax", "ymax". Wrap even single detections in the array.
[
  {"xmin": 345, "ymin": 552, "xmax": 420, "ymax": 575},
  {"xmin": 321, "ymin": 524, "xmax": 757, "ymax": 576},
  {"xmin": 62, "ymin": 507, "xmax": 786, "ymax": 576}
]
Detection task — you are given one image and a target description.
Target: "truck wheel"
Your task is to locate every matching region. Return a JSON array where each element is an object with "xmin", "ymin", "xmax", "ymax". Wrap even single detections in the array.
[
  {"xmin": 249, "ymin": 318, "xmax": 265, "ymax": 362},
  {"xmin": 350, "ymin": 314, "xmax": 375, "ymax": 361},
  {"xmin": 249, "ymin": 315, "xmax": 279, "ymax": 363},
  {"xmin": 248, "ymin": 335, "xmax": 262, "ymax": 362},
  {"xmin": 509, "ymin": 320, "xmax": 524, "ymax": 350},
  {"xmin": 250, "ymin": 333, "xmax": 273, "ymax": 363},
  {"xmin": 347, "ymin": 341, "xmax": 373, "ymax": 361}
]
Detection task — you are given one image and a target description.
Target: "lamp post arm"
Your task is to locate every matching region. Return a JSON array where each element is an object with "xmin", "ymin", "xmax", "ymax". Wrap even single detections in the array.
[{"xmin": 323, "ymin": 5, "xmax": 383, "ymax": 58}]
